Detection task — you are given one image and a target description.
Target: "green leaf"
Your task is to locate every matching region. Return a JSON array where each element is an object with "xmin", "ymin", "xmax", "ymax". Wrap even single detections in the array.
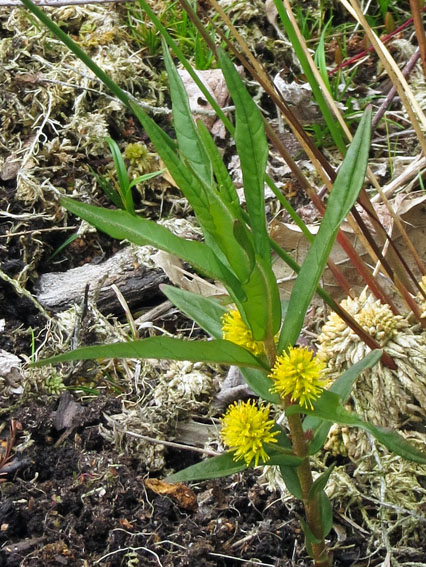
[
  {"xmin": 106, "ymin": 138, "xmax": 134, "ymax": 215},
  {"xmin": 196, "ymin": 121, "xmax": 240, "ymax": 208},
  {"xmin": 90, "ymin": 166, "xmax": 123, "ymax": 209},
  {"xmin": 304, "ymin": 350, "xmax": 383, "ymax": 455},
  {"xmin": 166, "ymin": 452, "xmax": 247, "ymax": 482},
  {"xmin": 217, "ymin": 49, "xmax": 270, "ymax": 261},
  {"xmin": 162, "ymin": 41, "xmax": 212, "ymax": 186},
  {"xmin": 60, "ymin": 197, "xmax": 239, "ymax": 288},
  {"xmin": 47, "ymin": 232, "xmax": 79, "ymax": 262},
  {"xmin": 287, "ymin": 390, "xmax": 426, "ymax": 464},
  {"xmin": 239, "ymin": 367, "xmax": 281, "ymax": 404},
  {"xmin": 278, "ymin": 107, "xmax": 372, "ymax": 352},
  {"xmin": 325, "ymin": 349, "xmax": 383, "ymax": 400},
  {"xmin": 279, "ymin": 464, "xmax": 303, "ymax": 499},
  {"xmin": 239, "ymin": 256, "xmax": 282, "ymax": 340},
  {"xmin": 319, "ymin": 491, "xmax": 333, "ymax": 539},
  {"xmin": 166, "ymin": 447, "xmax": 302, "ymax": 483},
  {"xmin": 34, "ymin": 337, "xmax": 266, "ymax": 369},
  {"xmin": 128, "ymin": 169, "xmax": 165, "ymax": 190},
  {"xmin": 273, "ymin": 0, "xmax": 346, "ymax": 154},
  {"xmin": 161, "ymin": 285, "xmax": 226, "ymax": 339},
  {"xmin": 308, "ymin": 463, "xmax": 335, "ymax": 501},
  {"xmin": 315, "ymin": 22, "xmax": 333, "ymax": 96}
]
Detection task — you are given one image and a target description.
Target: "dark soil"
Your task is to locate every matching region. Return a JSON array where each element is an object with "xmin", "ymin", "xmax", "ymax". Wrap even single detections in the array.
[{"xmin": 0, "ymin": 396, "xmax": 383, "ymax": 567}]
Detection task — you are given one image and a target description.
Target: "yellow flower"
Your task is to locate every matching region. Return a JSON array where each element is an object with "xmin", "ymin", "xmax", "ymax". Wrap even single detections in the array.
[
  {"xmin": 220, "ymin": 400, "xmax": 279, "ymax": 466},
  {"xmin": 222, "ymin": 309, "xmax": 264, "ymax": 356},
  {"xmin": 269, "ymin": 346, "xmax": 327, "ymax": 409}
]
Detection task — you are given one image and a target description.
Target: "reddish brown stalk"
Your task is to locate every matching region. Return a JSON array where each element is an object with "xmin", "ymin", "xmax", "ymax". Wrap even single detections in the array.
[
  {"xmin": 304, "ymin": 183, "xmax": 399, "ymax": 310},
  {"xmin": 372, "ymin": 49, "xmax": 421, "ymax": 130},
  {"xmin": 409, "ymin": 0, "xmax": 426, "ymax": 77},
  {"xmin": 356, "ymin": 190, "xmax": 426, "ymax": 300},
  {"xmin": 330, "ymin": 6, "xmax": 426, "ymax": 74},
  {"xmin": 177, "ymin": 0, "xmax": 401, "ymax": 363}
]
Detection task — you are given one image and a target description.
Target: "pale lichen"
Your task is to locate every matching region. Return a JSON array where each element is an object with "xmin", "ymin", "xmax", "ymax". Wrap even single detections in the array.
[{"xmin": 317, "ymin": 290, "xmax": 426, "ymax": 458}]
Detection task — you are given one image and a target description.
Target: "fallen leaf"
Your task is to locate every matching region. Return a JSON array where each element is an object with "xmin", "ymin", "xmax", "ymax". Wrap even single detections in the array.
[{"xmin": 144, "ymin": 478, "xmax": 197, "ymax": 511}]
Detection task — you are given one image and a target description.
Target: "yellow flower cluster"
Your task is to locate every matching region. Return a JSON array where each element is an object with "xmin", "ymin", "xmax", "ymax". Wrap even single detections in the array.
[
  {"xmin": 222, "ymin": 309, "xmax": 265, "ymax": 356},
  {"xmin": 269, "ymin": 346, "xmax": 327, "ymax": 409},
  {"xmin": 220, "ymin": 400, "xmax": 279, "ymax": 466}
]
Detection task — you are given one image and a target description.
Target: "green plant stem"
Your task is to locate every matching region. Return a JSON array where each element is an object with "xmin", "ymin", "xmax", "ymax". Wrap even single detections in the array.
[
  {"xmin": 264, "ymin": 336, "xmax": 330, "ymax": 564},
  {"xmin": 263, "ymin": 334, "xmax": 277, "ymax": 368},
  {"xmin": 286, "ymin": 409, "xmax": 331, "ymax": 567}
]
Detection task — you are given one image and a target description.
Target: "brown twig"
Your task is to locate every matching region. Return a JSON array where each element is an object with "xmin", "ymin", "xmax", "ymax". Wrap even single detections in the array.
[
  {"xmin": 330, "ymin": 6, "xmax": 426, "ymax": 75},
  {"xmin": 372, "ymin": 49, "xmax": 421, "ymax": 131},
  {"xmin": 409, "ymin": 0, "xmax": 426, "ymax": 77}
]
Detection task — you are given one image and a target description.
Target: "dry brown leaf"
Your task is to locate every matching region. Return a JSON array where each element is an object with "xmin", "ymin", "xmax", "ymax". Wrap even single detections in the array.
[
  {"xmin": 153, "ymin": 250, "xmax": 225, "ymax": 297},
  {"xmin": 271, "ymin": 194, "xmax": 426, "ymax": 307},
  {"xmin": 144, "ymin": 478, "xmax": 197, "ymax": 511}
]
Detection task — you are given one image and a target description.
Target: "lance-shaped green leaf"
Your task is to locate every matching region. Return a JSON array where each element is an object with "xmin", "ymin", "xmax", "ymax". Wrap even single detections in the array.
[
  {"xmin": 34, "ymin": 337, "xmax": 267, "ymax": 369},
  {"xmin": 278, "ymin": 107, "xmax": 372, "ymax": 352},
  {"xmin": 279, "ymin": 464, "xmax": 303, "ymax": 499},
  {"xmin": 106, "ymin": 138, "xmax": 134, "ymax": 215},
  {"xmin": 239, "ymin": 255, "xmax": 282, "ymax": 340},
  {"xmin": 287, "ymin": 390, "xmax": 426, "ymax": 464},
  {"xmin": 161, "ymin": 284, "xmax": 227, "ymax": 339},
  {"xmin": 308, "ymin": 463, "xmax": 335, "ymax": 501},
  {"xmin": 218, "ymin": 49, "xmax": 270, "ymax": 262},
  {"xmin": 304, "ymin": 349, "xmax": 383, "ymax": 455},
  {"xmin": 319, "ymin": 491, "xmax": 334, "ymax": 539},
  {"xmin": 61, "ymin": 197, "xmax": 242, "ymax": 295},
  {"xmin": 162, "ymin": 41, "xmax": 212, "ymax": 186},
  {"xmin": 166, "ymin": 447, "xmax": 302, "ymax": 483},
  {"xmin": 166, "ymin": 452, "xmax": 247, "ymax": 482},
  {"xmin": 197, "ymin": 121, "xmax": 240, "ymax": 209}
]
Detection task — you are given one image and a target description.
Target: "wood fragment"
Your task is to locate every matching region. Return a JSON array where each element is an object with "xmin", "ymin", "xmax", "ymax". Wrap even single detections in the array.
[{"xmin": 35, "ymin": 246, "xmax": 167, "ymax": 315}]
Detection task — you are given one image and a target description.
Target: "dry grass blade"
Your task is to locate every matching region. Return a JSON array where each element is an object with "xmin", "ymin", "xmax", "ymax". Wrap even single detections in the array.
[
  {"xmin": 279, "ymin": 0, "xmax": 426, "ymax": 311},
  {"xmin": 180, "ymin": 0, "xmax": 419, "ymax": 322},
  {"xmin": 340, "ymin": 0, "xmax": 426, "ymax": 149},
  {"xmin": 204, "ymin": 0, "xmax": 336, "ymax": 190},
  {"xmin": 278, "ymin": 0, "xmax": 413, "ymax": 307}
]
